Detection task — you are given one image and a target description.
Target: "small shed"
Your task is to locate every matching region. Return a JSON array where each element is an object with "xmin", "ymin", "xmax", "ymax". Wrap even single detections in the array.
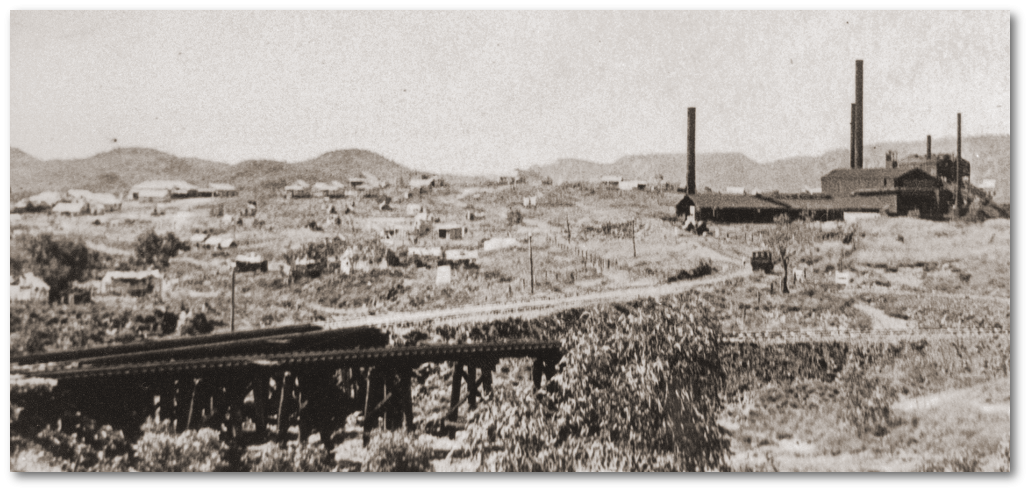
[
  {"xmin": 234, "ymin": 253, "xmax": 268, "ymax": 273},
  {"xmin": 11, "ymin": 272, "xmax": 50, "ymax": 302},
  {"xmin": 483, "ymin": 237, "xmax": 519, "ymax": 251},
  {"xmin": 600, "ymin": 176, "xmax": 622, "ymax": 189},
  {"xmin": 28, "ymin": 191, "xmax": 64, "ymax": 208},
  {"xmin": 406, "ymin": 204, "xmax": 429, "ymax": 216},
  {"xmin": 52, "ymin": 201, "xmax": 89, "ymax": 216},
  {"xmin": 210, "ymin": 183, "xmax": 238, "ymax": 197},
  {"xmin": 188, "ymin": 233, "xmax": 209, "ymax": 248},
  {"xmin": 618, "ymin": 180, "xmax": 647, "ymax": 191},
  {"xmin": 435, "ymin": 223, "xmax": 468, "ymax": 240},
  {"xmin": 101, "ymin": 270, "xmax": 163, "ymax": 297}
]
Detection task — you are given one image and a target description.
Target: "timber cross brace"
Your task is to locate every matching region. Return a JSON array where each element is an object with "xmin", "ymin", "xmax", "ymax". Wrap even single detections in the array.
[{"xmin": 14, "ymin": 339, "xmax": 563, "ymax": 447}]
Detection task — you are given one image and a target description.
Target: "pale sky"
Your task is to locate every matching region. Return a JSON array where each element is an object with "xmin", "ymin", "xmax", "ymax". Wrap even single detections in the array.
[{"xmin": 10, "ymin": 10, "xmax": 1010, "ymax": 175}]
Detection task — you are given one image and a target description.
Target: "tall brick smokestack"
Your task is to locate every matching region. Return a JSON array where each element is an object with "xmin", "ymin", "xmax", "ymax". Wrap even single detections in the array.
[
  {"xmin": 855, "ymin": 60, "xmax": 863, "ymax": 169},
  {"xmin": 850, "ymin": 103, "xmax": 856, "ymax": 168},
  {"xmin": 687, "ymin": 107, "xmax": 696, "ymax": 195},
  {"xmin": 956, "ymin": 113, "xmax": 962, "ymax": 212},
  {"xmin": 926, "ymin": 135, "xmax": 932, "ymax": 159}
]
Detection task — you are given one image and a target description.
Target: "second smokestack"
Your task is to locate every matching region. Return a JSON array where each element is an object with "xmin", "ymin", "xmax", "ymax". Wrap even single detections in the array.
[
  {"xmin": 855, "ymin": 60, "xmax": 864, "ymax": 169},
  {"xmin": 687, "ymin": 107, "xmax": 696, "ymax": 195},
  {"xmin": 927, "ymin": 135, "xmax": 932, "ymax": 159}
]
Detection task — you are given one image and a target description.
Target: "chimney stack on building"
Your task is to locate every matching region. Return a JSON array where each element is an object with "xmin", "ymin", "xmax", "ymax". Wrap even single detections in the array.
[
  {"xmin": 926, "ymin": 135, "xmax": 932, "ymax": 159},
  {"xmin": 687, "ymin": 107, "xmax": 696, "ymax": 195},
  {"xmin": 854, "ymin": 60, "xmax": 864, "ymax": 169},
  {"xmin": 850, "ymin": 104, "xmax": 856, "ymax": 168},
  {"xmin": 956, "ymin": 113, "xmax": 962, "ymax": 212}
]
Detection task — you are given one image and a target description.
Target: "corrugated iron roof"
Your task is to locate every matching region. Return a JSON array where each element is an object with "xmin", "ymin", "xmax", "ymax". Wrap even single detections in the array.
[
  {"xmin": 822, "ymin": 167, "xmax": 934, "ymax": 180},
  {"xmin": 131, "ymin": 180, "xmax": 197, "ymax": 191},
  {"xmin": 103, "ymin": 270, "xmax": 162, "ymax": 281},
  {"xmin": 768, "ymin": 196, "xmax": 888, "ymax": 211},
  {"xmin": 685, "ymin": 194, "xmax": 788, "ymax": 210}
]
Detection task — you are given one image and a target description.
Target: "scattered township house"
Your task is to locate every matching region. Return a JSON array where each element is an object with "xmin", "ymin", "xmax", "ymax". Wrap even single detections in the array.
[
  {"xmin": 600, "ymin": 176, "xmax": 623, "ymax": 189},
  {"xmin": 409, "ymin": 175, "xmax": 440, "ymax": 190},
  {"xmin": 725, "ymin": 186, "xmax": 747, "ymax": 195},
  {"xmin": 443, "ymin": 249, "xmax": 478, "ymax": 267},
  {"xmin": 52, "ymin": 201, "xmax": 89, "ymax": 216},
  {"xmin": 435, "ymin": 223, "xmax": 468, "ymax": 240},
  {"xmin": 101, "ymin": 270, "xmax": 163, "ymax": 297},
  {"xmin": 284, "ymin": 180, "xmax": 312, "ymax": 199},
  {"xmin": 188, "ymin": 233, "xmax": 209, "ymax": 248},
  {"xmin": 406, "ymin": 204, "xmax": 429, "ymax": 216},
  {"xmin": 312, "ymin": 182, "xmax": 347, "ymax": 198},
  {"xmin": 618, "ymin": 180, "xmax": 647, "ymax": 191},
  {"xmin": 210, "ymin": 183, "xmax": 238, "ymax": 197},
  {"xmin": 27, "ymin": 191, "xmax": 63, "ymax": 209},
  {"xmin": 349, "ymin": 172, "xmax": 383, "ymax": 190},
  {"xmin": 483, "ymin": 237, "xmax": 519, "ymax": 251},
  {"xmin": 202, "ymin": 235, "xmax": 237, "ymax": 250},
  {"xmin": 820, "ymin": 167, "xmax": 941, "ymax": 218},
  {"xmin": 234, "ymin": 253, "xmax": 268, "ymax": 273},
  {"xmin": 408, "ymin": 247, "xmax": 442, "ymax": 267},
  {"xmin": 498, "ymin": 174, "xmax": 524, "ymax": 185},
  {"xmin": 130, "ymin": 180, "xmax": 199, "ymax": 201},
  {"xmin": 10, "ymin": 272, "xmax": 50, "ymax": 302},
  {"xmin": 86, "ymin": 193, "xmax": 122, "ymax": 213}
]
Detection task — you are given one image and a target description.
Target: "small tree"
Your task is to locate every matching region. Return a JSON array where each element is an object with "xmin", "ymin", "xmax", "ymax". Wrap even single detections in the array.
[
  {"xmin": 134, "ymin": 230, "xmax": 188, "ymax": 268},
  {"xmin": 767, "ymin": 214, "xmax": 815, "ymax": 294},
  {"xmin": 13, "ymin": 233, "xmax": 97, "ymax": 302}
]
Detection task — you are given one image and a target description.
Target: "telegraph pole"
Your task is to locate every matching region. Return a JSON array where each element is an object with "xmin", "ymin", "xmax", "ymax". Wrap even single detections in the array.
[
  {"xmin": 529, "ymin": 233, "xmax": 535, "ymax": 294},
  {"xmin": 230, "ymin": 264, "xmax": 236, "ymax": 333},
  {"xmin": 631, "ymin": 219, "xmax": 637, "ymax": 258}
]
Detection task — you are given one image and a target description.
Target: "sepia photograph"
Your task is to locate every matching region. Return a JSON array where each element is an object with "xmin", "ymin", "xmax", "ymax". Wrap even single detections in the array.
[{"xmin": 7, "ymin": 9, "xmax": 1013, "ymax": 474}]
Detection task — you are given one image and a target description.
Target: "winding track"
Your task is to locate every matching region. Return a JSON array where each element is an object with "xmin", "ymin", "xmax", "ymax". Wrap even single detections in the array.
[{"xmin": 322, "ymin": 266, "xmax": 754, "ymax": 332}]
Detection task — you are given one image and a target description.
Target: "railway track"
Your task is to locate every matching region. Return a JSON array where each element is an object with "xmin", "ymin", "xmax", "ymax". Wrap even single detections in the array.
[
  {"xmin": 11, "ymin": 340, "xmax": 562, "ymax": 381},
  {"xmin": 323, "ymin": 267, "xmax": 753, "ymax": 331}
]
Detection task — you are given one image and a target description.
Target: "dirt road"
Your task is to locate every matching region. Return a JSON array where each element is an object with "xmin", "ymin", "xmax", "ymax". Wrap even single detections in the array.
[{"xmin": 324, "ymin": 266, "xmax": 752, "ymax": 330}]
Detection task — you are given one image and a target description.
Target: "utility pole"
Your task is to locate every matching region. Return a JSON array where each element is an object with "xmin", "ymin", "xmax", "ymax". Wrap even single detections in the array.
[
  {"xmin": 230, "ymin": 264, "xmax": 236, "ymax": 333},
  {"xmin": 631, "ymin": 219, "xmax": 637, "ymax": 258},
  {"xmin": 529, "ymin": 233, "xmax": 535, "ymax": 295}
]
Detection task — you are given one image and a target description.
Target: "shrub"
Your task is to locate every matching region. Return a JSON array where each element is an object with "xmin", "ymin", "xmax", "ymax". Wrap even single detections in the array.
[
  {"xmin": 837, "ymin": 354, "xmax": 899, "ymax": 437},
  {"xmin": 135, "ymin": 230, "xmax": 188, "ymax": 268},
  {"xmin": 132, "ymin": 419, "xmax": 230, "ymax": 472},
  {"xmin": 362, "ymin": 430, "xmax": 434, "ymax": 472},
  {"xmin": 11, "ymin": 233, "xmax": 98, "ymax": 302},
  {"xmin": 506, "ymin": 207, "xmax": 523, "ymax": 226},
  {"xmin": 465, "ymin": 294, "xmax": 730, "ymax": 471},
  {"xmin": 35, "ymin": 419, "xmax": 131, "ymax": 472},
  {"xmin": 242, "ymin": 442, "xmax": 334, "ymax": 472}
]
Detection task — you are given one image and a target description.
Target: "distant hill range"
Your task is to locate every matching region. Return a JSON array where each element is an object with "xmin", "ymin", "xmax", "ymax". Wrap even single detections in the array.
[
  {"xmin": 525, "ymin": 135, "xmax": 1009, "ymax": 204},
  {"xmin": 9, "ymin": 147, "xmax": 423, "ymax": 201},
  {"xmin": 10, "ymin": 135, "xmax": 1009, "ymax": 204}
]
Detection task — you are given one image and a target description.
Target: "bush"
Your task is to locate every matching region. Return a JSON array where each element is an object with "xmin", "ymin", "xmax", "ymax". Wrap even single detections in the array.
[
  {"xmin": 11, "ymin": 233, "xmax": 98, "ymax": 302},
  {"xmin": 242, "ymin": 442, "xmax": 334, "ymax": 472},
  {"xmin": 362, "ymin": 430, "xmax": 434, "ymax": 472},
  {"xmin": 465, "ymin": 294, "xmax": 730, "ymax": 471},
  {"xmin": 135, "ymin": 230, "xmax": 188, "ymax": 268},
  {"xmin": 506, "ymin": 207, "xmax": 523, "ymax": 226},
  {"xmin": 132, "ymin": 419, "xmax": 230, "ymax": 472},
  {"xmin": 34, "ymin": 417, "xmax": 131, "ymax": 472},
  {"xmin": 837, "ymin": 355, "xmax": 899, "ymax": 437}
]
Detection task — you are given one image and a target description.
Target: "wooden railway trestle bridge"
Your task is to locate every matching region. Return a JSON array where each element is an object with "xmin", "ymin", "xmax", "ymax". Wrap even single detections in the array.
[{"xmin": 11, "ymin": 325, "xmax": 562, "ymax": 446}]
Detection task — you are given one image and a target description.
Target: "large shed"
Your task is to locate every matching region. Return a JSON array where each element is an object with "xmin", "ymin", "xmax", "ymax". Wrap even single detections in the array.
[
  {"xmin": 101, "ymin": 270, "xmax": 163, "ymax": 297},
  {"xmin": 130, "ymin": 180, "xmax": 198, "ymax": 200},
  {"xmin": 821, "ymin": 167, "xmax": 941, "ymax": 217},
  {"xmin": 676, "ymin": 194, "xmax": 790, "ymax": 223}
]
